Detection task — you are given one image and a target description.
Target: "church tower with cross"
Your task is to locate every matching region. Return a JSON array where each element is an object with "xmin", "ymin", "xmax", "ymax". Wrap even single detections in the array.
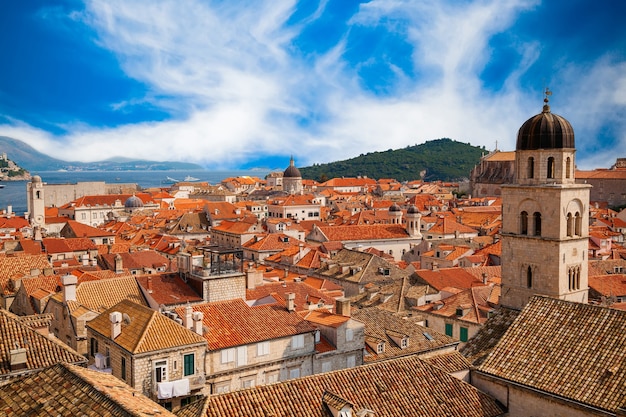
[{"xmin": 500, "ymin": 90, "xmax": 591, "ymax": 310}]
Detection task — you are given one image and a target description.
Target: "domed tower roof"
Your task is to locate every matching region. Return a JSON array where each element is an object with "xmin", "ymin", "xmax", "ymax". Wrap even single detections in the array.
[
  {"xmin": 407, "ymin": 204, "xmax": 419, "ymax": 214},
  {"xmin": 124, "ymin": 194, "xmax": 144, "ymax": 209},
  {"xmin": 32, "ymin": 175, "xmax": 42, "ymax": 183},
  {"xmin": 516, "ymin": 93, "xmax": 574, "ymax": 150},
  {"xmin": 389, "ymin": 203, "xmax": 402, "ymax": 212},
  {"xmin": 283, "ymin": 156, "xmax": 302, "ymax": 178}
]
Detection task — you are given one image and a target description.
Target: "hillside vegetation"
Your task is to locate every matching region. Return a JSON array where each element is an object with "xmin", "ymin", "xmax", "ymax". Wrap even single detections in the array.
[{"xmin": 300, "ymin": 138, "xmax": 486, "ymax": 182}]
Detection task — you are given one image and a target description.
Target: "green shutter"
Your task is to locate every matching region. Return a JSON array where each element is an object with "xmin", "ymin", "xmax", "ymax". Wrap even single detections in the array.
[
  {"xmin": 460, "ymin": 327, "xmax": 468, "ymax": 342},
  {"xmin": 184, "ymin": 353, "xmax": 195, "ymax": 376},
  {"xmin": 445, "ymin": 323, "xmax": 453, "ymax": 337}
]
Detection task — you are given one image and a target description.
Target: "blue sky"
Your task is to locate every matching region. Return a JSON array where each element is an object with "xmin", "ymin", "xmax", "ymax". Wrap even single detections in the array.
[{"xmin": 0, "ymin": 0, "xmax": 624, "ymax": 171}]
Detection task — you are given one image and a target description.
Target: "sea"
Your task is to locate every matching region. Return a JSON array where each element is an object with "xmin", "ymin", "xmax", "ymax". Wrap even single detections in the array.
[{"xmin": 0, "ymin": 170, "xmax": 271, "ymax": 216}]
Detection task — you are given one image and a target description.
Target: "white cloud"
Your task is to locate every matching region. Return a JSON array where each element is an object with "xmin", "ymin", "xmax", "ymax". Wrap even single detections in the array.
[{"xmin": 0, "ymin": 0, "xmax": 624, "ymax": 171}]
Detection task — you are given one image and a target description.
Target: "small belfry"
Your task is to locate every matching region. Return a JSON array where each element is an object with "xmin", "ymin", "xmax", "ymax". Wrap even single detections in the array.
[{"xmin": 500, "ymin": 91, "xmax": 591, "ymax": 310}]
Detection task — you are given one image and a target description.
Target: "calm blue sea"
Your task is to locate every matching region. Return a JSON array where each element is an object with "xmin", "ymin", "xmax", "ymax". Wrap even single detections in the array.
[{"xmin": 0, "ymin": 170, "xmax": 271, "ymax": 216}]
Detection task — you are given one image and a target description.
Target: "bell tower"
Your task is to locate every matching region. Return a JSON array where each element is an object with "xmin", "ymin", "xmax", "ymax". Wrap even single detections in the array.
[
  {"xmin": 500, "ymin": 91, "xmax": 591, "ymax": 310},
  {"xmin": 26, "ymin": 175, "xmax": 46, "ymax": 229}
]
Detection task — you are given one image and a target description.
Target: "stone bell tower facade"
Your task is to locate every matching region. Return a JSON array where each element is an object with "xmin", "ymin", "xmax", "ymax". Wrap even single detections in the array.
[{"xmin": 500, "ymin": 93, "xmax": 591, "ymax": 310}]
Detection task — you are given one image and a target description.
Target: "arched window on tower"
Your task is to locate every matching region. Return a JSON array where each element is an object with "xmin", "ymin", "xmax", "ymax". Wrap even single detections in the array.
[
  {"xmin": 36, "ymin": 191, "xmax": 41, "ymax": 199},
  {"xmin": 528, "ymin": 157, "xmax": 534, "ymax": 178},
  {"xmin": 547, "ymin": 157, "xmax": 555, "ymax": 179},
  {"xmin": 520, "ymin": 211, "xmax": 528, "ymax": 235},
  {"xmin": 575, "ymin": 212, "xmax": 582, "ymax": 236},
  {"xmin": 533, "ymin": 212, "xmax": 542, "ymax": 236},
  {"xmin": 566, "ymin": 213, "xmax": 573, "ymax": 237},
  {"xmin": 527, "ymin": 266, "xmax": 533, "ymax": 288},
  {"xmin": 566, "ymin": 157, "xmax": 571, "ymax": 179}
]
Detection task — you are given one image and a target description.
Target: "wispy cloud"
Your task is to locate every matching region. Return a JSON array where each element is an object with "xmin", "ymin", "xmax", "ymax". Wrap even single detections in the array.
[{"xmin": 0, "ymin": 0, "xmax": 624, "ymax": 170}]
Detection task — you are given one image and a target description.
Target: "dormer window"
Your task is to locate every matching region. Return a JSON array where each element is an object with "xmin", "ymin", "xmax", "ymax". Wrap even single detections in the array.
[
  {"xmin": 377, "ymin": 342, "xmax": 385, "ymax": 354},
  {"xmin": 400, "ymin": 337, "xmax": 408, "ymax": 349}
]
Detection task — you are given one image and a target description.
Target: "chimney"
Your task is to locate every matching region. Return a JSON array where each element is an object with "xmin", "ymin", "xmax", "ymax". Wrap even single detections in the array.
[
  {"xmin": 34, "ymin": 226, "xmax": 42, "ymax": 242},
  {"xmin": 82, "ymin": 254, "xmax": 89, "ymax": 266},
  {"xmin": 115, "ymin": 254, "xmax": 123, "ymax": 274},
  {"xmin": 184, "ymin": 304, "xmax": 193, "ymax": 329},
  {"xmin": 335, "ymin": 297, "xmax": 351, "ymax": 317},
  {"xmin": 147, "ymin": 276, "xmax": 153, "ymax": 293},
  {"xmin": 61, "ymin": 274, "xmax": 78, "ymax": 304},
  {"xmin": 246, "ymin": 266, "xmax": 262, "ymax": 290},
  {"xmin": 110, "ymin": 311, "xmax": 122, "ymax": 339},
  {"xmin": 286, "ymin": 292, "xmax": 295, "ymax": 312},
  {"xmin": 192, "ymin": 311, "xmax": 204, "ymax": 335},
  {"xmin": 9, "ymin": 347, "xmax": 27, "ymax": 371},
  {"xmin": 482, "ymin": 272, "xmax": 488, "ymax": 284},
  {"xmin": 284, "ymin": 268, "xmax": 289, "ymax": 278},
  {"xmin": 432, "ymin": 262, "xmax": 439, "ymax": 271}
]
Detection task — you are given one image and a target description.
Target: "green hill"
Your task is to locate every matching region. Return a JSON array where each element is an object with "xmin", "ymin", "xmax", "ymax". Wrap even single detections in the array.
[{"xmin": 300, "ymin": 138, "xmax": 486, "ymax": 182}]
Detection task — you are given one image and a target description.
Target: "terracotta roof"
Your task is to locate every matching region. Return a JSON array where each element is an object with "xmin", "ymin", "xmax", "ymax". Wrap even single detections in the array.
[
  {"xmin": 417, "ymin": 284, "xmax": 497, "ymax": 325},
  {"xmin": 413, "ymin": 267, "xmax": 483, "ymax": 291},
  {"xmin": 246, "ymin": 281, "xmax": 334, "ymax": 312},
  {"xmin": 0, "ymin": 362, "xmax": 176, "ymax": 416},
  {"xmin": 43, "ymin": 237, "xmax": 98, "ymax": 253},
  {"xmin": 476, "ymin": 296, "xmax": 626, "ymax": 413},
  {"xmin": 459, "ymin": 306, "xmax": 520, "ymax": 366},
  {"xmin": 422, "ymin": 351, "xmax": 471, "ymax": 374},
  {"xmin": 588, "ymin": 274, "xmax": 626, "ymax": 298},
  {"xmin": 0, "ymin": 309, "xmax": 86, "ymax": 378},
  {"xmin": 175, "ymin": 299, "xmax": 316, "ymax": 350},
  {"xmin": 351, "ymin": 307, "xmax": 457, "ymax": 363},
  {"xmin": 136, "ymin": 273, "xmax": 202, "ymax": 306},
  {"xmin": 100, "ymin": 250, "xmax": 170, "ymax": 271},
  {"xmin": 315, "ymin": 224, "xmax": 409, "ymax": 241},
  {"xmin": 62, "ymin": 220, "xmax": 115, "ymax": 238},
  {"xmin": 49, "ymin": 275, "xmax": 147, "ymax": 313},
  {"xmin": 205, "ymin": 354, "xmax": 504, "ymax": 417},
  {"xmin": 87, "ymin": 299, "xmax": 206, "ymax": 354},
  {"xmin": 0, "ymin": 254, "xmax": 52, "ymax": 295}
]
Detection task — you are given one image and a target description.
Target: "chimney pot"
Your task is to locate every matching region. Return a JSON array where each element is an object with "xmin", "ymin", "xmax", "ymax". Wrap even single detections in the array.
[
  {"xmin": 61, "ymin": 274, "xmax": 78, "ymax": 304},
  {"xmin": 286, "ymin": 292, "xmax": 296, "ymax": 312},
  {"xmin": 110, "ymin": 311, "xmax": 122, "ymax": 339}
]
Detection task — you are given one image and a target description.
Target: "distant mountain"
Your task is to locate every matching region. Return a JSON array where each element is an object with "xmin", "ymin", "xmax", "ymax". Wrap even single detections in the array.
[
  {"xmin": 0, "ymin": 136, "xmax": 203, "ymax": 172},
  {"xmin": 300, "ymin": 138, "xmax": 487, "ymax": 182}
]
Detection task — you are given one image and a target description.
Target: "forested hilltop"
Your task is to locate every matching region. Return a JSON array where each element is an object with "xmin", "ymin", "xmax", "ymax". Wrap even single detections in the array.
[{"xmin": 300, "ymin": 138, "xmax": 487, "ymax": 182}]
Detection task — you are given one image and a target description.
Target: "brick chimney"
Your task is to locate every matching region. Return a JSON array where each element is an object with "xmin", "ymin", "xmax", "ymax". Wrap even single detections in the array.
[
  {"xmin": 110, "ymin": 311, "xmax": 122, "ymax": 339},
  {"xmin": 62, "ymin": 274, "xmax": 78, "ymax": 304},
  {"xmin": 147, "ymin": 276, "xmax": 153, "ymax": 294}
]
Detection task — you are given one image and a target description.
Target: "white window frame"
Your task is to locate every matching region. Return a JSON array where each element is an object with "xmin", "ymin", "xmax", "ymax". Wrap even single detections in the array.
[
  {"xmin": 214, "ymin": 381, "xmax": 230, "ymax": 394},
  {"xmin": 289, "ymin": 367, "xmax": 300, "ymax": 379},
  {"xmin": 346, "ymin": 328, "xmax": 354, "ymax": 342},
  {"xmin": 154, "ymin": 360, "xmax": 168, "ymax": 383},
  {"xmin": 236, "ymin": 346, "xmax": 247, "ymax": 366},
  {"xmin": 221, "ymin": 348, "xmax": 235, "ymax": 364},
  {"xmin": 292, "ymin": 334, "xmax": 304, "ymax": 350},
  {"xmin": 257, "ymin": 341, "xmax": 270, "ymax": 356},
  {"xmin": 346, "ymin": 355, "xmax": 356, "ymax": 368},
  {"xmin": 241, "ymin": 376, "xmax": 256, "ymax": 389}
]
